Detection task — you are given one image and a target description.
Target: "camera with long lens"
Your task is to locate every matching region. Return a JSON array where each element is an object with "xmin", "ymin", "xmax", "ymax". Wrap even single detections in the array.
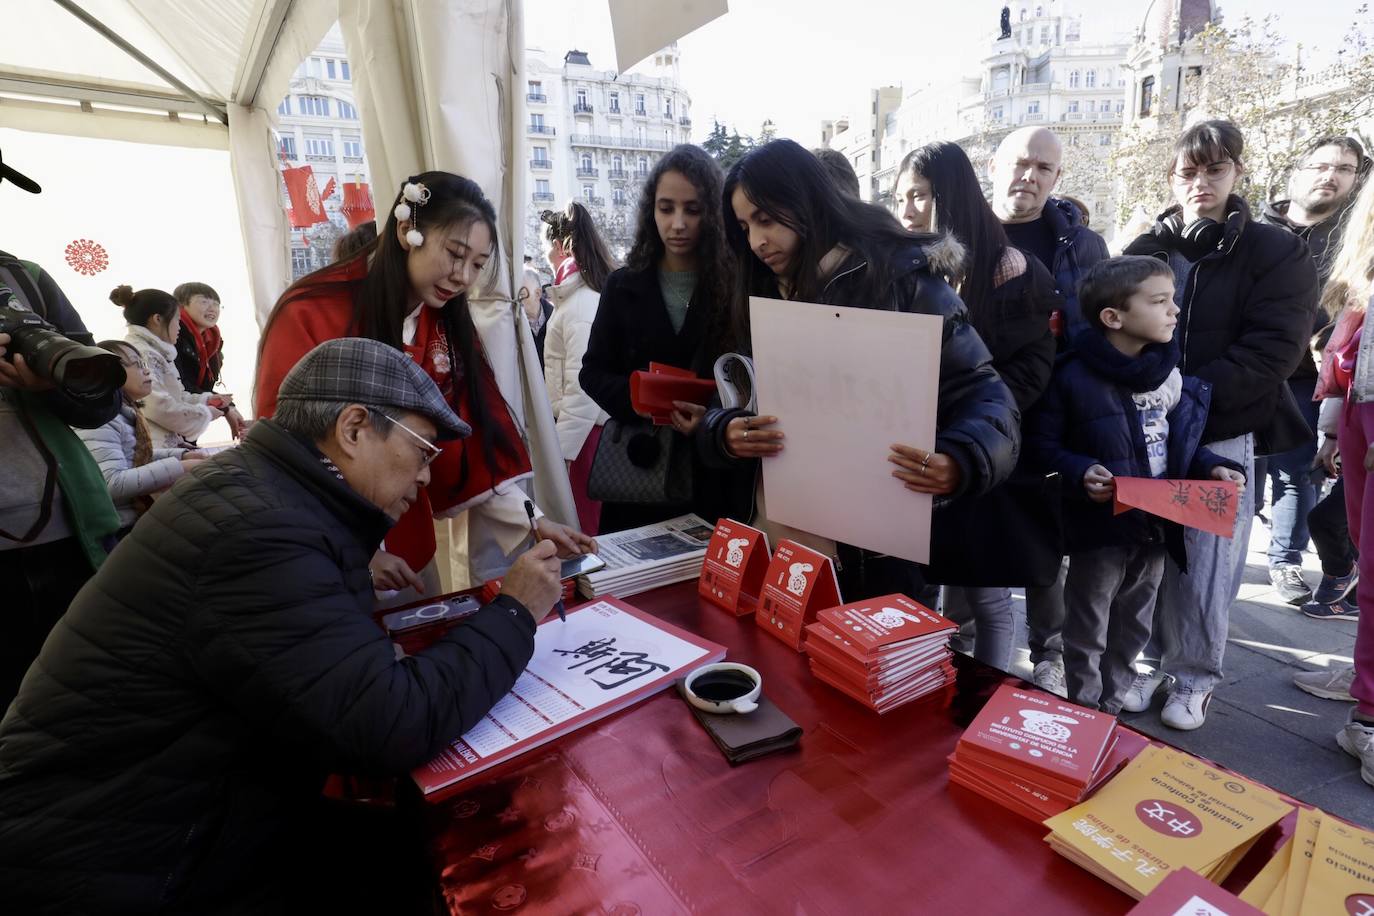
[{"xmin": 0, "ymin": 285, "xmax": 124, "ymax": 401}]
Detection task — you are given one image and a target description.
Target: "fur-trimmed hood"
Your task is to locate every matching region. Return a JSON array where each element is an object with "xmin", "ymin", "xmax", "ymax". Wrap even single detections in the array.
[{"xmin": 916, "ymin": 232, "xmax": 967, "ymax": 282}]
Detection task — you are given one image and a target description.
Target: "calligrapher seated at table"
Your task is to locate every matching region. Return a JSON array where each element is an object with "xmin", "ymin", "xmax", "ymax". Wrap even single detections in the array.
[{"xmin": 0, "ymin": 338, "xmax": 564, "ymax": 915}]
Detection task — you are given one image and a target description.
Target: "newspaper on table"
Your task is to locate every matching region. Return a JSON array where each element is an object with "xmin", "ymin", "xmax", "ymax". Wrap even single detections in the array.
[{"xmin": 578, "ymin": 513, "xmax": 714, "ymax": 598}]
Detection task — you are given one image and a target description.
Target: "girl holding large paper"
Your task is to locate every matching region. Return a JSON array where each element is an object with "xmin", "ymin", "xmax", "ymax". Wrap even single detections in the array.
[{"xmin": 699, "ymin": 139, "xmax": 1019, "ymax": 601}]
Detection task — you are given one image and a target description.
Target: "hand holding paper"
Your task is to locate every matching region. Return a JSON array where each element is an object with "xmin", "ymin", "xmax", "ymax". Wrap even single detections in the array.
[
  {"xmin": 1083, "ymin": 464, "xmax": 1114, "ymax": 503},
  {"xmin": 725, "ymin": 414, "xmax": 784, "ymax": 458},
  {"xmin": 889, "ymin": 444, "xmax": 962, "ymax": 496}
]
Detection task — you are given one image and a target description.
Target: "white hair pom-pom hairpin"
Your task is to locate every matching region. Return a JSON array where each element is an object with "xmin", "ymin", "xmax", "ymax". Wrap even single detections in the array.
[
  {"xmin": 405, "ymin": 228, "xmax": 425, "ymax": 247},
  {"xmin": 393, "ymin": 202, "xmax": 411, "ymax": 221},
  {"xmin": 396, "ymin": 179, "xmax": 430, "ymax": 246},
  {"xmin": 402, "ymin": 182, "xmax": 430, "ymax": 204}
]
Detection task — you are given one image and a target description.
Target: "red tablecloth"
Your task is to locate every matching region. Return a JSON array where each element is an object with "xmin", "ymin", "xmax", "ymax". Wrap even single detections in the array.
[{"xmin": 424, "ymin": 583, "xmax": 1293, "ymax": 915}]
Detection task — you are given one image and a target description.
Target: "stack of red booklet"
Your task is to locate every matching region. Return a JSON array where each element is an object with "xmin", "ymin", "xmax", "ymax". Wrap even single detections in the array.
[
  {"xmin": 801, "ymin": 594, "xmax": 957, "ymax": 713},
  {"xmin": 947, "ymin": 682, "xmax": 1131, "ymax": 822}
]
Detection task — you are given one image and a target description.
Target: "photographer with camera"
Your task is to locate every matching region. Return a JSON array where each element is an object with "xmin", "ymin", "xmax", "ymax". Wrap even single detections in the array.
[{"xmin": 0, "ymin": 150, "xmax": 125, "ymax": 714}]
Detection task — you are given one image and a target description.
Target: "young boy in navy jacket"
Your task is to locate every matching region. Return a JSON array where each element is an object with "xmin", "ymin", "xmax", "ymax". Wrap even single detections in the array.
[{"xmin": 1027, "ymin": 256, "xmax": 1246, "ymax": 713}]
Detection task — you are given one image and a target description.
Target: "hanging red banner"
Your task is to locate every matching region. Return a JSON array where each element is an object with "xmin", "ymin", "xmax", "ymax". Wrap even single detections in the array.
[
  {"xmin": 320, "ymin": 177, "xmax": 337, "ymax": 201},
  {"xmin": 283, "ymin": 164, "xmax": 328, "ymax": 229},
  {"xmin": 341, "ymin": 181, "xmax": 376, "ymax": 229}
]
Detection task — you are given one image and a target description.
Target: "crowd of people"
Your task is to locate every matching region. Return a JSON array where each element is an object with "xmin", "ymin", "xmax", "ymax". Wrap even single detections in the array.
[{"xmin": 0, "ymin": 114, "xmax": 1371, "ymax": 911}]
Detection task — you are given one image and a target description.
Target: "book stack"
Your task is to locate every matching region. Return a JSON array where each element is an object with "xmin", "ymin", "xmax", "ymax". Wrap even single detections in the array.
[
  {"xmin": 948, "ymin": 683, "xmax": 1125, "ymax": 822},
  {"xmin": 801, "ymin": 594, "xmax": 956, "ymax": 713},
  {"xmin": 577, "ymin": 514, "xmax": 715, "ymax": 599},
  {"xmin": 1238, "ymin": 806, "xmax": 1374, "ymax": 913},
  {"xmin": 1043, "ymin": 744, "xmax": 1293, "ymax": 899}
]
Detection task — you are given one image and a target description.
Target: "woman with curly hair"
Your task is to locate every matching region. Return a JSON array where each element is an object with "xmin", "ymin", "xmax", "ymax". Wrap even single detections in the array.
[{"xmin": 580, "ymin": 144, "xmax": 743, "ymax": 532}]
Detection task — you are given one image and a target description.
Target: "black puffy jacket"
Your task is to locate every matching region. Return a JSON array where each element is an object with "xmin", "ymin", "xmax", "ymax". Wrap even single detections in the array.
[
  {"xmin": 1123, "ymin": 196, "xmax": 1319, "ymax": 454},
  {"xmin": 699, "ymin": 236, "xmax": 1020, "ymax": 502},
  {"xmin": 0, "ymin": 420, "xmax": 536, "ymax": 914}
]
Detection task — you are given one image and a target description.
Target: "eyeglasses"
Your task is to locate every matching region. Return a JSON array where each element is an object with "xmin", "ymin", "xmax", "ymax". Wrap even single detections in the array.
[
  {"xmin": 1298, "ymin": 163, "xmax": 1359, "ymax": 177},
  {"xmin": 374, "ymin": 411, "xmax": 442, "ymax": 467},
  {"xmin": 119, "ymin": 357, "xmax": 147, "ymax": 370},
  {"xmin": 1172, "ymin": 161, "xmax": 1234, "ymax": 183}
]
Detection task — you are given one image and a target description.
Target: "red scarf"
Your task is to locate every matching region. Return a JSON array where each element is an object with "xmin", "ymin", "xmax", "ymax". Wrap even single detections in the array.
[
  {"xmin": 180, "ymin": 308, "xmax": 223, "ymax": 389},
  {"xmin": 555, "ymin": 257, "xmax": 580, "ymax": 285}
]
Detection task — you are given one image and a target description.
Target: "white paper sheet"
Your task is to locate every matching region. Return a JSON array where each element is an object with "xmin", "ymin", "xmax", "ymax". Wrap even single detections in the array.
[
  {"xmin": 608, "ymin": 0, "xmax": 729, "ymax": 72},
  {"xmin": 750, "ymin": 296, "xmax": 942, "ymax": 564}
]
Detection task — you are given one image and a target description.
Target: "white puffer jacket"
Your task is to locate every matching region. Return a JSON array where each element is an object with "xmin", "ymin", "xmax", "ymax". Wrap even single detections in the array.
[
  {"xmin": 76, "ymin": 402, "xmax": 187, "ymax": 527},
  {"xmin": 544, "ymin": 271, "xmax": 609, "ymax": 460},
  {"xmin": 125, "ymin": 325, "xmax": 214, "ymax": 447}
]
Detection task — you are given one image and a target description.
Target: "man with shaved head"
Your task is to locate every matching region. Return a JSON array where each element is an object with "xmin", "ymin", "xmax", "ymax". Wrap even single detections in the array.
[{"xmin": 989, "ymin": 126, "xmax": 1109, "ymax": 699}]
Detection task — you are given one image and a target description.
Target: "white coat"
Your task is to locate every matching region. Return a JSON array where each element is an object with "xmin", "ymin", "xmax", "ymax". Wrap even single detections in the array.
[
  {"xmin": 125, "ymin": 325, "xmax": 214, "ymax": 447},
  {"xmin": 543, "ymin": 271, "xmax": 609, "ymax": 461}
]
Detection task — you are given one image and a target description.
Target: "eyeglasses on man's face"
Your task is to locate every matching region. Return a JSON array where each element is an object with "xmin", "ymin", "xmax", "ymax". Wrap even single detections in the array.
[
  {"xmin": 1298, "ymin": 163, "xmax": 1359, "ymax": 177},
  {"xmin": 374, "ymin": 411, "xmax": 442, "ymax": 467}
]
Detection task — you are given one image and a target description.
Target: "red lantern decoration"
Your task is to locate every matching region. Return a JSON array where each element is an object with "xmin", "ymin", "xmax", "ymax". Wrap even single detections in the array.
[{"xmin": 340, "ymin": 181, "xmax": 376, "ymax": 229}]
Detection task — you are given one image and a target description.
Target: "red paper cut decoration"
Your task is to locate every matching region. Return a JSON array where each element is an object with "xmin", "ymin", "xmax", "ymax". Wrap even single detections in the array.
[
  {"xmin": 341, "ymin": 181, "xmax": 376, "ymax": 229},
  {"xmin": 283, "ymin": 164, "xmax": 328, "ymax": 228},
  {"xmin": 64, "ymin": 239, "xmax": 109, "ymax": 276}
]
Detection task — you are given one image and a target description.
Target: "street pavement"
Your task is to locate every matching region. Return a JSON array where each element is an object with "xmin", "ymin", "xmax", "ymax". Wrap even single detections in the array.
[{"xmin": 1006, "ymin": 518, "xmax": 1372, "ymax": 829}]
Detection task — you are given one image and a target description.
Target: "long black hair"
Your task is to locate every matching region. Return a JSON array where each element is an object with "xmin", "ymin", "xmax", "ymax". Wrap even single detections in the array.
[
  {"xmin": 628, "ymin": 144, "xmax": 736, "ymax": 354},
  {"xmin": 264, "ymin": 170, "xmax": 518, "ymax": 482},
  {"xmin": 897, "ymin": 142, "xmax": 1010, "ymax": 320},
  {"xmin": 542, "ymin": 201, "xmax": 616, "ymax": 294},
  {"xmin": 723, "ymin": 139, "xmax": 933, "ymax": 343}
]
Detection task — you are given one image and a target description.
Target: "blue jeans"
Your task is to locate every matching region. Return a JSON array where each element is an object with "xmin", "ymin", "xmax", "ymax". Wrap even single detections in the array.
[{"xmin": 1267, "ymin": 378, "xmax": 1320, "ymax": 568}]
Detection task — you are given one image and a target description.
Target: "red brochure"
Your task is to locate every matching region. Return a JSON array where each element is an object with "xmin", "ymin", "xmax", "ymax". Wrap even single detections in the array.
[
  {"xmin": 755, "ymin": 540, "xmax": 841, "ymax": 651},
  {"xmin": 699, "ymin": 518, "xmax": 770, "ymax": 615},
  {"xmin": 1125, "ymin": 867, "xmax": 1264, "ymax": 915},
  {"xmin": 629, "ymin": 362, "xmax": 718, "ymax": 424}
]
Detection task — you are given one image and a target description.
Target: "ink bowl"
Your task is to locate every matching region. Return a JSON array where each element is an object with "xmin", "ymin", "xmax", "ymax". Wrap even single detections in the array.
[{"xmin": 683, "ymin": 662, "xmax": 762, "ymax": 715}]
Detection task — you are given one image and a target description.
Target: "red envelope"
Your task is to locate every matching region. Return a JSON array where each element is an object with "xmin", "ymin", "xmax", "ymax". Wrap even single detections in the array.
[
  {"xmin": 629, "ymin": 362, "xmax": 717, "ymax": 424},
  {"xmin": 1112, "ymin": 477, "xmax": 1240, "ymax": 539}
]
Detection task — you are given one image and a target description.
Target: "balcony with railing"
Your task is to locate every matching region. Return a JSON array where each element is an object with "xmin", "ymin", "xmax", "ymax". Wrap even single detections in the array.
[
  {"xmin": 532, "ymin": 192, "xmax": 555, "ymax": 202},
  {"xmin": 679, "ymin": 116, "xmax": 692, "ymax": 127},
  {"xmin": 576, "ymin": 166, "xmax": 599, "ymax": 178},
  {"xmin": 607, "ymin": 169, "xmax": 629, "ymax": 181},
  {"xmin": 570, "ymin": 133, "xmax": 672, "ymax": 152},
  {"xmin": 584, "ymin": 196, "xmax": 606, "ymax": 206},
  {"xmin": 526, "ymin": 92, "xmax": 547, "ymax": 103},
  {"xmin": 573, "ymin": 101, "xmax": 594, "ymax": 115},
  {"xmin": 633, "ymin": 170, "xmax": 650, "ymax": 180},
  {"xmin": 529, "ymin": 158, "xmax": 553, "ymax": 170},
  {"xmin": 633, "ymin": 107, "xmax": 648, "ymax": 118},
  {"xmin": 527, "ymin": 123, "xmax": 556, "ymax": 135},
  {"xmin": 607, "ymin": 105, "xmax": 623, "ymax": 117}
]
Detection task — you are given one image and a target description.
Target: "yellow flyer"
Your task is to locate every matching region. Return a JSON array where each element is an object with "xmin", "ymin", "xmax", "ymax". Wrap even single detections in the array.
[
  {"xmin": 1045, "ymin": 745, "xmax": 1294, "ymax": 898},
  {"xmin": 1240, "ymin": 836, "xmax": 1292, "ymax": 909},
  {"xmin": 1297, "ymin": 816, "xmax": 1374, "ymax": 916},
  {"xmin": 1280, "ymin": 810, "xmax": 1325, "ymax": 916}
]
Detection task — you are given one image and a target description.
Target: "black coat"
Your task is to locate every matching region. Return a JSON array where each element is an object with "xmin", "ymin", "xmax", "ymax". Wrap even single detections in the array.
[
  {"xmin": 580, "ymin": 264, "xmax": 718, "ymax": 423},
  {"xmin": 1260, "ymin": 199, "xmax": 1351, "ymax": 380},
  {"xmin": 173, "ymin": 325, "xmax": 223, "ymax": 395},
  {"xmin": 578, "ymin": 264, "xmax": 750, "ymax": 528},
  {"xmin": 0, "ymin": 420, "xmax": 536, "ymax": 914},
  {"xmin": 1123, "ymin": 196, "xmax": 1319, "ymax": 454},
  {"xmin": 971, "ymin": 250, "xmax": 1060, "ymax": 412},
  {"xmin": 699, "ymin": 235, "xmax": 1020, "ymax": 503}
]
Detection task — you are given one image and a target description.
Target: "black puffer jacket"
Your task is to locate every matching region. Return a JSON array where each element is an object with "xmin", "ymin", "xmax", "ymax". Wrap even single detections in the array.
[
  {"xmin": 971, "ymin": 249, "xmax": 1060, "ymax": 412},
  {"xmin": 0, "ymin": 420, "xmax": 536, "ymax": 914},
  {"xmin": 1123, "ymin": 196, "xmax": 1319, "ymax": 454},
  {"xmin": 699, "ymin": 236, "xmax": 1020, "ymax": 501},
  {"xmin": 1260, "ymin": 199, "xmax": 1351, "ymax": 380}
]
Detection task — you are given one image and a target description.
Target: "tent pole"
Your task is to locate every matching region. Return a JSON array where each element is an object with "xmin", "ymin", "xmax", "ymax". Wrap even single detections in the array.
[{"xmin": 49, "ymin": 0, "xmax": 229, "ymax": 124}]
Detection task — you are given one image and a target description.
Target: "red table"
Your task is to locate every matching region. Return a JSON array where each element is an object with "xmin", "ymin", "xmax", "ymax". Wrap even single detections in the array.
[{"xmin": 423, "ymin": 583, "xmax": 1291, "ymax": 915}]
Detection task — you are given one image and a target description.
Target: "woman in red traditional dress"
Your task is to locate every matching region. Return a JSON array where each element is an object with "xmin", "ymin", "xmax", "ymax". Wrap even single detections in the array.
[{"xmin": 255, "ymin": 171, "xmax": 593, "ymax": 601}]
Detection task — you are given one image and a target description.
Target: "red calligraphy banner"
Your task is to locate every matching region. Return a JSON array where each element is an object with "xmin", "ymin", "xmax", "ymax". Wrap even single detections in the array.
[
  {"xmin": 1112, "ymin": 477, "xmax": 1240, "ymax": 539},
  {"xmin": 283, "ymin": 164, "xmax": 328, "ymax": 228}
]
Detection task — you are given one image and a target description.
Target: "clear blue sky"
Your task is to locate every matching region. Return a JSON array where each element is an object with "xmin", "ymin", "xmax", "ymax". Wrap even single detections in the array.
[{"xmin": 524, "ymin": 0, "xmax": 1367, "ymax": 146}]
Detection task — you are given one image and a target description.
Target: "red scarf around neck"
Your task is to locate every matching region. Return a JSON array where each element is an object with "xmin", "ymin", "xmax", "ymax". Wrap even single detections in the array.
[{"xmin": 180, "ymin": 308, "xmax": 223, "ymax": 389}]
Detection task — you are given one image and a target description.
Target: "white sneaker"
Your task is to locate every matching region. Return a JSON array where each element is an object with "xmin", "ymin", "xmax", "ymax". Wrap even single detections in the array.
[
  {"xmin": 1122, "ymin": 670, "xmax": 1172, "ymax": 713},
  {"xmin": 1161, "ymin": 685, "xmax": 1213, "ymax": 730},
  {"xmin": 1337, "ymin": 714, "xmax": 1374, "ymax": 787},
  {"xmin": 1032, "ymin": 659, "xmax": 1067, "ymax": 698},
  {"xmin": 1293, "ymin": 666, "xmax": 1357, "ymax": 702}
]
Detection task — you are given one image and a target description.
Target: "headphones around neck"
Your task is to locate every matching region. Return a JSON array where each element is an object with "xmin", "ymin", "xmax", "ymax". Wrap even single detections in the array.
[{"xmin": 1153, "ymin": 210, "xmax": 1226, "ymax": 261}]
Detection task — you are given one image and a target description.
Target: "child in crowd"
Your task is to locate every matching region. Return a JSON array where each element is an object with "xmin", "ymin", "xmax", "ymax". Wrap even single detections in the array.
[
  {"xmin": 1027, "ymin": 256, "xmax": 1246, "ymax": 713},
  {"xmin": 173, "ymin": 282, "xmax": 244, "ymax": 438},
  {"xmin": 76, "ymin": 341, "xmax": 205, "ymax": 534}
]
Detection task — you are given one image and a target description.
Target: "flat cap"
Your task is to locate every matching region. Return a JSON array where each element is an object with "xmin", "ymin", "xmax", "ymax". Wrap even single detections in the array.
[{"xmin": 277, "ymin": 337, "xmax": 471, "ymax": 440}]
